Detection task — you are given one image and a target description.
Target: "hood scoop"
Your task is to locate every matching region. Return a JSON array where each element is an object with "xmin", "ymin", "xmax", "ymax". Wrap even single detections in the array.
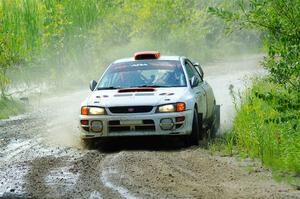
[{"xmin": 118, "ymin": 87, "xmax": 155, "ymax": 93}]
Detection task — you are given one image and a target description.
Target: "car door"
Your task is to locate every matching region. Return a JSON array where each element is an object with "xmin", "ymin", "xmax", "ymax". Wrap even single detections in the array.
[
  {"xmin": 193, "ymin": 62, "xmax": 215, "ymax": 119},
  {"xmin": 201, "ymin": 78, "xmax": 215, "ymax": 119},
  {"xmin": 184, "ymin": 60, "xmax": 207, "ymax": 120}
]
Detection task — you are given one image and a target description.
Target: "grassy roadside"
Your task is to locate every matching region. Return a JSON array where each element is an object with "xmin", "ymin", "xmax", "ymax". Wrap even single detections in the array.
[
  {"xmin": 0, "ymin": 97, "xmax": 25, "ymax": 119},
  {"xmin": 209, "ymin": 77, "xmax": 300, "ymax": 187}
]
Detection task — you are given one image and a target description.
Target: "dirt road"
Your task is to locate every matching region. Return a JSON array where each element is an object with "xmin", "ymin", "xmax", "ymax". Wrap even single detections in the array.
[{"xmin": 0, "ymin": 55, "xmax": 299, "ymax": 199}]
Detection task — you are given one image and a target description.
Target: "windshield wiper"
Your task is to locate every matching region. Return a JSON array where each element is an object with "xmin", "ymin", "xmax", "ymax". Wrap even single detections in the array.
[
  {"xmin": 149, "ymin": 85, "xmax": 171, "ymax": 88},
  {"xmin": 97, "ymin": 86, "xmax": 121, "ymax": 90}
]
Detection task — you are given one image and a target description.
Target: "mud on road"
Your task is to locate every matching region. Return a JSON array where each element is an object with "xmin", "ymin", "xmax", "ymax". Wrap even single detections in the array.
[{"xmin": 0, "ymin": 55, "xmax": 299, "ymax": 199}]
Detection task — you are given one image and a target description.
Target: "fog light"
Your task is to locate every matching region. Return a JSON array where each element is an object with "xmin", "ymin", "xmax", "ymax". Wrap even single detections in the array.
[
  {"xmin": 176, "ymin": 116, "xmax": 185, "ymax": 122},
  {"xmin": 91, "ymin": 120, "xmax": 103, "ymax": 132},
  {"xmin": 81, "ymin": 120, "xmax": 89, "ymax": 125},
  {"xmin": 160, "ymin": 118, "xmax": 174, "ymax": 130}
]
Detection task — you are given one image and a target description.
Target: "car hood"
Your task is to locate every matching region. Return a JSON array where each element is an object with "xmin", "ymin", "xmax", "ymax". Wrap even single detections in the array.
[{"xmin": 82, "ymin": 87, "xmax": 190, "ymax": 107}]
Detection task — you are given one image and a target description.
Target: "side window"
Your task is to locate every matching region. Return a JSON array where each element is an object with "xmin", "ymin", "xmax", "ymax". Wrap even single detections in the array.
[
  {"xmin": 184, "ymin": 61, "xmax": 194, "ymax": 80},
  {"xmin": 185, "ymin": 60, "xmax": 203, "ymax": 82}
]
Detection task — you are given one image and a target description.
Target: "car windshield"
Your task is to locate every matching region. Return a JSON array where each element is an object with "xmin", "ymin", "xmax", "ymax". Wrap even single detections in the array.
[{"xmin": 97, "ymin": 60, "xmax": 187, "ymax": 89}]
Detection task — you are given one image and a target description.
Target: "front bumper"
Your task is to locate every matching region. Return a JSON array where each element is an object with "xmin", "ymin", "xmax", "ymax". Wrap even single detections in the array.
[{"xmin": 79, "ymin": 110, "xmax": 193, "ymax": 139}]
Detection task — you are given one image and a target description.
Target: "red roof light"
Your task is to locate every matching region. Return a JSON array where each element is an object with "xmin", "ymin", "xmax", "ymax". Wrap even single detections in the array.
[{"xmin": 134, "ymin": 51, "xmax": 160, "ymax": 60}]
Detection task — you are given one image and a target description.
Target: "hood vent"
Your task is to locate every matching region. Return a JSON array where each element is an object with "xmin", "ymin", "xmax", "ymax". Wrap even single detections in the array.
[{"xmin": 118, "ymin": 87, "xmax": 155, "ymax": 93}]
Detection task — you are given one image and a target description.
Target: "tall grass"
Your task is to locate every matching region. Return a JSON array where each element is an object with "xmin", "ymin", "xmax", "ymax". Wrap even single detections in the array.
[
  {"xmin": 0, "ymin": 0, "xmax": 108, "ymax": 89},
  {"xmin": 1, "ymin": 0, "xmax": 43, "ymax": 59},
  {"xmin": 232, "ymin": 78, "xmax": 300, "ymax": 174}
]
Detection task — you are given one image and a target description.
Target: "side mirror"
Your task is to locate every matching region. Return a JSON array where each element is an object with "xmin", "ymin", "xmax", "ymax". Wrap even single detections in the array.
[
  {"xmin": 89, "ymin": 80, "xmax": 97, "ymax": 91},
  {"xmin": 190, "ymin": 76, "xmax": 199, "ymax": 88}
]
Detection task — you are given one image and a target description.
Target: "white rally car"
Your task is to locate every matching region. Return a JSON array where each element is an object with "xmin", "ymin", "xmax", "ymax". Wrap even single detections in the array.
[{"xmin": 80, "ymin": 51, "xmax": 220, "ymax": 146}]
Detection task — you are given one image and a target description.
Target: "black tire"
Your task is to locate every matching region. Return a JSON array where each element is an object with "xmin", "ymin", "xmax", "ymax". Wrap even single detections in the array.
[
  {"xmin": 185, "ymin": 109, "xmax": 200, "ymax": 146},
  {"xmin": 81, "ymin": 138, "xmax": 94, "ymax": 149}
]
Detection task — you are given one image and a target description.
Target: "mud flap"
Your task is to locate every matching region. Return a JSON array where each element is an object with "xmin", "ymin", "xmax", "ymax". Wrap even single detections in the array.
[
  {"xmin": 212, "ymin": 105, "xmax": 220, "ymax": 136},
  {"xmin": 197, "ymin": 113, "xmax": 205, "ymax": 140}
]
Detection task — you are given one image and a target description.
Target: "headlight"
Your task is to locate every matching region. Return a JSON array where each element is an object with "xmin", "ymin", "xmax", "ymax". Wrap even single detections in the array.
[
  {"xmin": 89, "ymin": 107, "xmax": 105, "ymax": 115},
  {"xmin": 81, "ymin": 106, "xmax": 106, "ymax": 115},
  {"xmin": 158, "ymin": 104, "xmax": 176, "ymax": 113},
  {"xmin": 157, "ymin": 102, "xmax": 186, "ymax": 113}
]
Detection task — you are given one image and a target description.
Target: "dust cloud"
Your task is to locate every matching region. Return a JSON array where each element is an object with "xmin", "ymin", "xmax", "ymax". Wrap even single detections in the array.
[
  {"xmin": 204, "ymin": 54, "xmax": 266, "ymax": 131},
  {"xmin": 31, "ymin": 90, "xmax": 88, "ymax": 149}
]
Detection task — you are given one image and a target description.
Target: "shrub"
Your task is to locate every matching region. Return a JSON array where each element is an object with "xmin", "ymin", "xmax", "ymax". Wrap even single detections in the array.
[{"xmin": 232, "ymin": 78, "xmax": 300, "ymax": 173}]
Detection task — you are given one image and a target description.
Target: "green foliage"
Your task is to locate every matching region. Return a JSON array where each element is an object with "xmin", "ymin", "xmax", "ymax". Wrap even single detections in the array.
[
  {"xmin": 208, "ymin": 131, "xmax": 237, "ymax": 156},
  {"xmin": 232, "ymin": 79, "xmax": 300, "ymax": 173},
  {"xmin": 0, "ymin": 24, "xmax": 20, "ymax": 97},
  {"xmin": 0, "ymin": 97, "xmax": 25, "ymax": 119},
  {"xmin": 98, "ymin": 0, "xmax": 260, "ymax": 60},
  {"xmin": 209, "ymin": 0, "xmax": 300, "ymax": 89},
  {"xmin": 210, "ymin": 0, "xmax": 300, "ymax": 178}
]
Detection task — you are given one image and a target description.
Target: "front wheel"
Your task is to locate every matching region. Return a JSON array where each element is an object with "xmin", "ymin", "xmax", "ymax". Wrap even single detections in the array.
[
  {"xmin": 81, "ymin": 138, "xmax": 94, "ymax": 149},
  {"xmin": 185, "ymin": 109, "xmax": 201, "ymax": 146}
]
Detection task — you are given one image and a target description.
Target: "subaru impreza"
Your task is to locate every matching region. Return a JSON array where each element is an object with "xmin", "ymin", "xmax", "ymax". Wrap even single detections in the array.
[{"xmin": 79, "ymin": 51, "xmax": 220, "ymax": 146}]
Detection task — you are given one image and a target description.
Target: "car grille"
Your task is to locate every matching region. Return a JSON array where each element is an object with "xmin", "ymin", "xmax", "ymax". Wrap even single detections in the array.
[
  {"xmin": 108, "ymin": 120, "xmax": 155, "ymax": 133},
  {"xmin": 109, "ymin": 106, "xmax": 153, "ymax": 114}
]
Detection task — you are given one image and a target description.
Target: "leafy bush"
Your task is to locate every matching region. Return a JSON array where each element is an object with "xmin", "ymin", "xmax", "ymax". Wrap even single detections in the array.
[
  {"xmin": 232, "ymin": 79, "xmax": 300, "ymax": 173},
  {"xmin": 209, "ymin": 0, "xmax": 300, "ymax": 176}
]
